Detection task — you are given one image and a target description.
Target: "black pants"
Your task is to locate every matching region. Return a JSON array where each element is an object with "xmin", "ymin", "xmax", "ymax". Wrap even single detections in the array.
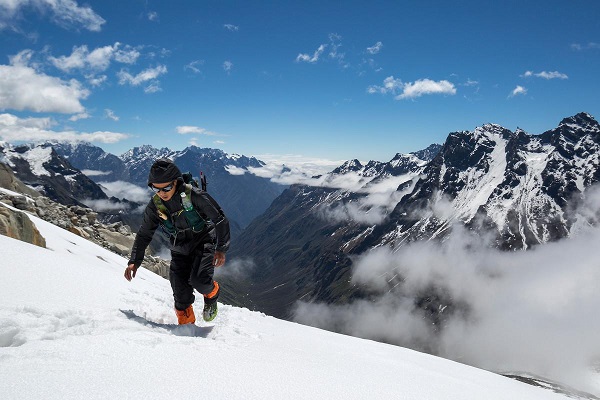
[{"xmin": 169, "ymin": 243, "xmax": 218, "ymax": 311}]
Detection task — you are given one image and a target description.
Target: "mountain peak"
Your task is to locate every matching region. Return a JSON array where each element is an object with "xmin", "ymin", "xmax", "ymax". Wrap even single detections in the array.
[
  {"xmin": 558, "ymin": 112, "xmax": 599, "ymax": 131},
  {"xmin": 331, "ymin": 159, "xmax": 363, "ymax": 174}
]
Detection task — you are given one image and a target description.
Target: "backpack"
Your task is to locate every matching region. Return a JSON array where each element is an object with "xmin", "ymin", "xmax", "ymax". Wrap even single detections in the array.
[
  {"xmin": 152, "ymin": 172, "xmax": 207, "ymax": 237},
  {"xmin": 182, "ymin": 171, "xmax": 207, "ymax": 191}
]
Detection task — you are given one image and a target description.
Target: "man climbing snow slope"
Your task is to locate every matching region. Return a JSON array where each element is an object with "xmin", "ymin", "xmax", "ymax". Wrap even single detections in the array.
[{"xmin": 124, "ymin": 159, "xmax": 230, "ymax": 324}]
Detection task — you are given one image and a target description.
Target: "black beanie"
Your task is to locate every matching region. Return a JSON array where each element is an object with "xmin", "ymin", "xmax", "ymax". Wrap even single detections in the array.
[{"xmin": 147, "ymin": 158, "xmax": 182, "ymax": 186}]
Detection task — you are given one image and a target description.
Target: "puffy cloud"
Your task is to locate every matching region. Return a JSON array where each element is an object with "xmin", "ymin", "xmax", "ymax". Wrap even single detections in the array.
[
  {"xmin": 147, "ymin": 11, "xmax": 158, "ymax": 22},
  {"xmin": 0, "ymin": 51, "xmax": 89, "ymax": 113},
  {"xmin": 223, "ymin": 61, "xmax": 233, "ymax": 73},
  {"xmin": 224, "ymin": 24, "xmax": 239, "ymax": 31},
  {"xmin": 397, "ymin": 79, "xmax": 456, "ymax": 99},
  {"xmin": 509, "ymin": 85, "xmax": 527, "ymax": 98},
  {"xmin": 0, "ymin": 113, "xmax": 128, "ymax": 143},
  {"xmin": 49, "ymin": 43, "xmax": 140, "ymax": 72},
  {"xmin": 176, "ymin": 126, "xmax": 217, "ymax": 135},
  {"xmin": 368, "ymin": 76, "xmax": 456, "ymax": 100},
  {"xmin": 367, "ymin": 76, "xmax": 403, "ymax": 94},
  {"xmin": 69, "ymin": 112, "xmax": 90, "ymax": 121},
  {"xmin": 97, "ymin": 181, "xmax": 149, "ymax": 203},
  {"xmin": 0, "ymin": 0, "xmax": 105, "ymax": 32},
  {"xmin": 117, "ymin": 65, "xmax": 167, "ymax": 93},
  {"xmin": 224, "ymin": 165, "xmax": 247, "ymax": 176}
]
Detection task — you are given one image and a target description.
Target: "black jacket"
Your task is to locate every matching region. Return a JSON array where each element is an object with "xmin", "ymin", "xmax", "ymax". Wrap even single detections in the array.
[{"xmin": 128, "ymin": 183, "xmax": 230, "ymax": 268}]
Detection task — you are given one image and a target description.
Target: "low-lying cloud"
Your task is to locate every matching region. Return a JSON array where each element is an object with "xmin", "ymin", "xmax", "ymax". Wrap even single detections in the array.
[
  {"xmin": 294, "ymin": 185, "xmax": 600, "ymax": 395},
  {"xmin": 215, "ymin": 257, "xmax": 256, "ymax": 280},
  {"xmin": 98, "ymin": 181, "xmax": 149, "ymax": 203}
]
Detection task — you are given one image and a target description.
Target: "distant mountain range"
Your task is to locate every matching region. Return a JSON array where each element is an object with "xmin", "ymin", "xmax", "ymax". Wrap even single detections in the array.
[
  {"xmin": 51, "ymin": 143, "xmax": 286, "ymax": 229},
  {"xmin": 0, "ymin": 142, "xmax": 109, "ymax": 207},
  {"xmin": 0, "ymin": 142, "xmax": 287, "ymax": 238},
  {"xmin": 224, "ymin": 112, "xmax": 600, "ymax": 319}
]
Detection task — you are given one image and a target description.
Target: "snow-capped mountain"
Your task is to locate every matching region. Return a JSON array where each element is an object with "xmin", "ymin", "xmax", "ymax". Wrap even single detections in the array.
[
  {"xmin": 0, "ymin": 142, "xmax": 108, "ymax": 206},
  {"xmin": 368, "ymin": 112, "xmax": 600, "ymax": 250},
  {"xmin": 226, "ymin": 113, "xmax": 600, "ymax": 320},
  {"xmin": 51, "ymin": 141, "xmax": 130, "ymax": 182},
  {"xmin": 0, "ymin": 197, "xmax": 590, "ymax": 400},
  {"xmin": 224, "ymin": 144, "xmax": 440, "ymax": 318},
  {"xmin": 119, "ymin": 144, "xmax": 178, "ymax": 184},
  {"xmin": 55, "ymin": 143, "xmax": 285, "ymax": 229}
]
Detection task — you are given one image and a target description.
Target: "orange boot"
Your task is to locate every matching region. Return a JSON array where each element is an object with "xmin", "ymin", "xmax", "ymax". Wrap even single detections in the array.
[{"xmin": 175, "ymin": 305, "xmax": 195, "ymax": 325}]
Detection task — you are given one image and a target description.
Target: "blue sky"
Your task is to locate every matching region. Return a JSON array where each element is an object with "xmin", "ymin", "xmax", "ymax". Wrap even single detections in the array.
[{"xmin": 0, "ymin": 0, "xmax": 599, "ymax": 165}]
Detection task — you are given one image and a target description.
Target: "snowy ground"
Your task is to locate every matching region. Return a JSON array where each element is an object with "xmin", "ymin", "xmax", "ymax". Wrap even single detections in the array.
[{"xmin": 0, "ymin": 208, "xmax": 579, "ymax": 399}]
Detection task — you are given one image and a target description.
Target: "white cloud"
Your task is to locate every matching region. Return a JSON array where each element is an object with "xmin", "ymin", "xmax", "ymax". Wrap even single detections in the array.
[
  {"xmin": 224, "ymin": 24, "xmax": 239, "ymax": 31},
  {"xmin": 521, "ymin": 70, "xmax": 568, "ymax": 80},
  {"xmin": 69, "ymin": 112, "xmax": 90, "ymax": 121},
  {"xmin": 184, "ymin": 60, "xmax": 204, "ymax": 74},
  {"xmin": 250, "ymin": 154, "xmax": 344, "ymax": 178},
  {"xmin": 80, "ymin": 169, "xmax": 110, "ymax": 177},
  {"xmin": 367, "ymin": 76, "xmax": 403, "ymax": 94},
  {"xmin": 296, "ymin": 44, "xmax": 327, "ymax": 63},
  {"xmin": 86, "ymin": 74, "xmax": 107, "ymax": 87},
  {"xmin": 0, "ymin": 113, "xmax": 129, "ymax": 143},
  {"xmin": 147, "ymin": 11, "xmax": 158, "ymax": 22},
  {"xmin": 104, "ymin": 109, "xmax": 119, "ymax": 121},
  {"xmin": 293, "ymin": 182, "xmax": 600, "ymax": 393},
  {"xmin": 117, "ymin": 65, "xmax": 167, "ymax": 92},
  {"xmin": 295, "ymin": 34, "xmax": 349, "ymax": 66},
  {"xmin": 224, "ymin": 165, "xmax": 247, "ymax": 175},
  {"xmin": 0, "ymin": 0, "xmax": 105, "ymax": 32},
  {"xmin": 223, "ymin": 61, "xmax": 233, "ymax": 73},
  {"xmin": 368, "ymin": 77, "xmax": 456, "ymax": 100},
  {"xmin": 214, "ymin": 257, "xmax": 256, "ymax": 279},
  {"xmin": 49, "ymin": 43, "xmax": 140, "ymax": 73},
  {"xmin": 113, "ymin": 46, "xmax": 141, "ymax": 64},
  {"xmin": 366, "ymin": 41, "xmax": 383, "ymax": 55},
  {"xmin": 571, "ymin": 42, "xmax": 600, "ymax": 51},
  {"xmin": 0, "ymin": 51, "xmax": 89, "ymax": 113},
  {"xmin": 97, "ymin": 180, "xmax": 148, "ymax": 203},
  {"xmin": 176, "ymin": 126, "xmax": 217, "ymax": 135},
  {"xmin": 397, "ymin": 79, "xmax": 456, "ymax": 99},
  {"xmin": 81, "ymin": 199, "xmax": 128, "ymax": 212},
  {"xmin": 509, "ymin": 85, "xmax": 527, "ymax": 97}
]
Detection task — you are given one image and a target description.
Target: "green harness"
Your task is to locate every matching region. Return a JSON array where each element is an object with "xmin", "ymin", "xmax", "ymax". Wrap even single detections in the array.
[{"xmin": 152, "ymin": 183, "xmax": 206, "ymax": 236}]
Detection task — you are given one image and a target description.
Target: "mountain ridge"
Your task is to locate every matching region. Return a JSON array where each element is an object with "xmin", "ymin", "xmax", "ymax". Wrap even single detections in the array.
[{"xmin": 226, "ymin": 112, "xmax": 600, "ymax": 321}]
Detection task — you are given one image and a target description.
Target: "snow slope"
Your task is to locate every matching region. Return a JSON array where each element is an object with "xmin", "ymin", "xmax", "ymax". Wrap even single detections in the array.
[{"xmin": 0, "ymin": 209, "xmax": 574, "ymax": 399}]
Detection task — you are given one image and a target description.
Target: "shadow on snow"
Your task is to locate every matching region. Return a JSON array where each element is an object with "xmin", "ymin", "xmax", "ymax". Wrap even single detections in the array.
[{"xmin": 119, "ymin": 309, "xmax": 214, "ymax": 338}]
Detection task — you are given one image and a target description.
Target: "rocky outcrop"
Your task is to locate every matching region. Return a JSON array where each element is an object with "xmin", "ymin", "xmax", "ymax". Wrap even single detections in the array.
[
  {"xmin": 0, "ymin": 204, "xmax": 46, "ymax": 247},
  {"xmin": 0, "ymin": 162, "xmax": 40, "ymax": 198},
  {"xmin": 0, "ymin": 190, "xmax": 170, "ymax": 279}
]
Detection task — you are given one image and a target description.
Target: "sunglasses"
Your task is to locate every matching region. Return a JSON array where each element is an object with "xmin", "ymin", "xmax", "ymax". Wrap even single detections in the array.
[{"xmin": 151, "ymin": 182, "xmax": 176, "ymax": 193}]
